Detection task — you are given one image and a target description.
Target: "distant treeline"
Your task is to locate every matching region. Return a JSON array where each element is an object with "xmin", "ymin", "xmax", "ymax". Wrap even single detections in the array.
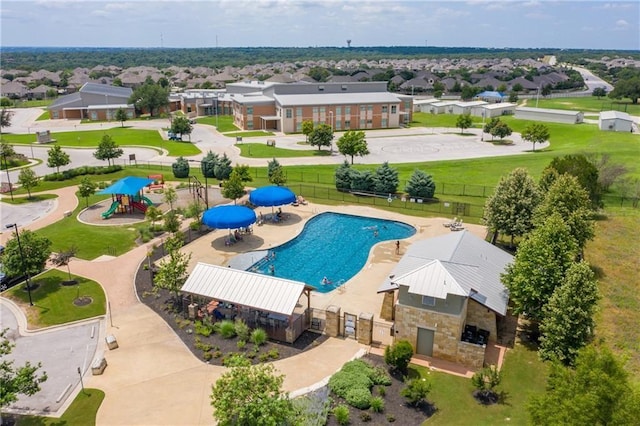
[{"xmin": 2, "ymin": 46, "xmax": 639, "ymax": 71}]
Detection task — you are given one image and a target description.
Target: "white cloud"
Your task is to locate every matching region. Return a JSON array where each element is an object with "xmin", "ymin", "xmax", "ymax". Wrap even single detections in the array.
[{"xmin": 613, "ymin": 19, "xmax": 629, "ymax": 30}]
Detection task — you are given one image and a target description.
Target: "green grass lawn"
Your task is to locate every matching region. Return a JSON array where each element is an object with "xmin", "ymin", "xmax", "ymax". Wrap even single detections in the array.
[
  {"xmin": 531, "ymin": 96, "xmax": 640, "ymax": 116},
  {"xmin": 36, "ymin": 110, "xmax": 50, "ymax": 121},
  {"xmin": 196, "ymin": 115, "xmax": 239, "ymax": 132},
  {"xmin": 1, "ymin": 127, "xmax": 201, "ymax": 157},
  {"xmin": 0, "ymin": 193, "xmax": 58, "ymax": 204},
  {"xmin": 225, "ymin": 130, "xmax": 275, "ymax": 138},
  {"xmin": 237, "ymin": 143, "xmax": 332, "ymax": 158},
  {"xmin": 15, "ymin": 388, "xmax": 104, "ymax": 426},
  {"xmin": 3, "ymin": 269, "xmax": 107, "ymax": 328},
  {"xmin": 423, "ymin": 344, "xmax": 547, "ymax": 425},
  {"xmin": 35, "ymin": 192, "xmax": 142, "ymax": 260},
  {"xmin": 12, "ymin": 99, "xmax": 53, "ymax": 108}
]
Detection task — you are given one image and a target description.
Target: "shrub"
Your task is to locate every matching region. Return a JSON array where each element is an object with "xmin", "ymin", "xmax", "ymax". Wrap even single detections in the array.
[
  {"xmin": 172, "ymin": 156, "xmax": 190, "ymax": 178},
  {"xmin": 333, "ymin": 405, "xmax": 350, "ymax": 426},
  {"xmin": 194, "ymin": 320, "xmax": 214, "ymax": 337},
  {"xmin": 268, "ymin": 348, "xmax": 279, "ymax": 359},
  {"xmin": 471, "ymin": 365, "xmax": 501, "ymax": 392},
  {"xmin": 346, "ymin": 388, "xmax": 372, "ymax": 410},
  {"xmin": 237, "ymin": 340, "xmax": 246, "ymax": 350},
  {"xmin": 370, "ymin": 366, "xmax": 392, "ymax": 386},
  {"xmin": 234, "ymin": 319, "xmax": 250, "ymax": 341},
  {"xmin": 384, "ymin": 340, "xmax": 414, "ymax": 374},
  {"xmin": 386, "ymin": 414, "xmax": 396, "ymax": 422},
  {"xmin": 328, "ymin": 371, "xmax": 372, "ymax": 399},
  {"xmin": 369, "ymin": 396, "xmax": 385, "ymax": 413},
  {"xmin": 250, "ymin": 328, "xmax": 268, "ymax": 346},
  {"xmin": 401, "ymin": 377, "xmax": 432, "ymax": 407},
  {"xmin": 203, "ymin": 351, "xmax": 213, "ymax": 361},
  {"xmin": 194, "ymin": 340, "xmax": 212, "ymax": 353},
  {"xmin": 222, "ymin": 353, "xmax": 250, "ymax": 367},
  {"xmin": 215, "ymin": 320, "xmax": 236, "ymax": 339},
  {"xmin": 258, "ymin": 353, "xmax": 270, "ymax": 362},
  {"xmin": 377, "ymin": 386, "xmax": 386, "ymax": 397}
]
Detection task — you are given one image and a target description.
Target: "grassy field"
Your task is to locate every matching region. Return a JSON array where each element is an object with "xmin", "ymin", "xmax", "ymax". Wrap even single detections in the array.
[
  {"xmin": 3, "ymin": 269, "xmax": 106, "ymax": 328},
  {"xmin": 1, "ymin": 127, "xmax": 201, "ymax": 157},
  {"xmin": 36, "ymin": 110, "xmax": 50, "ymax": 121},
  {"xmin": 586, "ymin": 209, "xmax": 640, "ymax": 382},
  {"xmin": 12, "ymin": 99, "xmax": 53, "ymax": 108},
  {"xmin": 15, "ymin": 389, "xmax": 104, "ymax": 426},
  {"xmin": 237, "ymin": 143, "xmax": 332, "ymax": 158},
  {"xmin": 196, "ymin": 114, "xmax": 239, "ymax": 132},
  {"xmin": 224, "ymin": 130, "xmax": 275, "ymax": 138},
  {"xmin": 1, "ymin": 193, "xmax": 58, "ymax": 204},
  {"xmin": 531, "ymin": 96, "xmax": 640, "ymax": 116},
  {"xmin": 422, "ymin": 345, "xmax": 547, "ymax": 425}
]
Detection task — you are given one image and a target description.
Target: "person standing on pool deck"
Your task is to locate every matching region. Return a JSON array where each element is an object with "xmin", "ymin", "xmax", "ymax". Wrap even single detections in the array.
[{"xmin": 395, "ymin": 240, "xmax": 400, "ymax": 255}]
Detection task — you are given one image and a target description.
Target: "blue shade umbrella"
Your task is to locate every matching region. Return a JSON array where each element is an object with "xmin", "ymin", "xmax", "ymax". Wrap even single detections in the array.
[
  {"xmin": 249, "ymin": 186, "xmax": 296, "ymax": 207},
  {"xmin": 202, "ymin": 205, "xmax": 257, "ymax": 230}
]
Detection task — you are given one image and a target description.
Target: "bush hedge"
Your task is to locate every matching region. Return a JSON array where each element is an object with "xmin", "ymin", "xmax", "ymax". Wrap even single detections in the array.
[{"xmin": 43, "ymin": 165, "xmax": 123, "ymax": 181}]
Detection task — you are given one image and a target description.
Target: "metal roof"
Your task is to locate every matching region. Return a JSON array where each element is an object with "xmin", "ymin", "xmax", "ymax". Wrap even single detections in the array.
[
  {"xmin": 377, "ymin": 230, "xmax": 512, "ymax": 315},
  {"xmin": 181, "ymin": 262, "xmax": 306, "ymax": 316},
  {"xmin": 600, "ymin": 110, "xmax": 633, "ymax": 121},
  {"xmin": 393, "ymin": 259, "xmax": 467, "ymax": 300},
  {"xmin": 515, "ymin": 106, "xmax": 581, "ymax": 116},
  {"xmin": 79, "ymin": 82, "xmax": 133, "ymax": 98}
]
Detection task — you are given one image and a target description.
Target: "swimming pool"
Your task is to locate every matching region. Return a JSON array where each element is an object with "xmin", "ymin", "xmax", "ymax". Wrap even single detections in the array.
[{"xmin": 249, "ymin": 212, "xmax": 415, "ymax": 293}]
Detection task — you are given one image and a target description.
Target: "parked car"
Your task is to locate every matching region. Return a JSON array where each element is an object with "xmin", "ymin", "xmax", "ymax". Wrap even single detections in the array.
[
  {"xmin": 0, "ymin": 263, "xmax": 26, "ymax": 292},
  {"xmin": 168, "ymin": 131, "xmax": 182, "ymax": 141}
]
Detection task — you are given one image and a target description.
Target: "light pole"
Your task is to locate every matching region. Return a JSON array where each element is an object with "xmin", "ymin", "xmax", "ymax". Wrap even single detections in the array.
[
  {"xmin": 328, "ymin": 111, "xmax": 334, "ymax": 153},
  {"xmin": 77, "ymin": 367, "xmax": 86, "ymax": 395},
  {"xmin": 1, "ymin": 148, "xmax": 14, "ymax": 201},
  {"xmin": 481, "ymin": 110, "xmax": 486, "ymax": 141},
  {"xmin": 5, "ymin": 223, "xmax": 33, "ymax": 305}
]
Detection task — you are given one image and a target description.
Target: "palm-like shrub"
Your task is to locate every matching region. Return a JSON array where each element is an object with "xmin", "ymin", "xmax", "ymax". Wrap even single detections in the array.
[{"xmin": 250, "ymin": 328, "xmax": 268, "ymax": 346}]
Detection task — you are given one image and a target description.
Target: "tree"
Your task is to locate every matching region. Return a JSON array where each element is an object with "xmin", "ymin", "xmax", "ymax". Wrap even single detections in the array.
[
  {"xmin": 608, "ymin": 76, "xmax": 640, "ymax": 104},
  {"xmin": 153, "ymin": 247, "xmax": 191, "ymax": 302},
  {"xmin": 547, "ymin": 155, "xmax": 602, "ymax": 209},
  {"xmin": 114, "ymin": 107, "xmax": 128, "ymax": 127},
  {"xmin": 201, "ymin": 151, "xmax": 218, "ymax": 179},
  {"xmin": 77, "ymin": 177, "xmax": 97, "ymax": 207},
  {"xmin": 541, "ymin": 84, "xmax": 552, "ymax": 97},
  {"xmin": 214, "ymin": 153, "xmax": 232, "ymax": 180},
  {"xmin": 432, "ymin": 81, "xmax": 445, "ymax": 98},
  {"xmin": 267, "ymin": 157, "xmax": 281, "ymax": 181},
  {"xmin": 171, "ymin": 116, "xmax": 193, "ymax": 141},
  {"xmin": 2, "ymin": 230, "xmax": 52, "ymax": 279},
  {"xmin": 534, "ymin": 174, "xmax": 595, "ymax": 255},
  {"xmin": 145, "ymin": 205, "xmax": 163, "ymax": 230},
  {"xmin": 0, "ymin": 108, "xmax": 13, "ymax": 132},
  {"xmin": 405, "ymin": 169, "xmax": 436, "ymax": 199},
  {"xmin": 349, "ymin": 169, "xmax": 375, "ymax": 192},
  {"xmin": 0, "ymin": 329, "xmax": 48, "ymax": 408},
  {"xmin": 483, "ymin": 168, "xmax": 541, "ymax": 246},
  {"xmin": 489, "ymin": 121, "xmax": 512, "ymax": 141},
  {"xmin": 210, "ymin": 362, "xmax": 294, "ymax": 425},
  {"xmin": 128, "ymin": 81, "xmax": 169, "ymax": 116},
  {"xmin": 521, "ymin": 123, "xmax": 550, "ymax": 152},
  {"xmin": 538, "ymin": 167, "xmax": 559, "ymax": 193},
  {"xmin": 308, "ymin": 123, "xmax": 333, "ymax": 151},
  {"xmin": 539, "ymin": 261, "xmax": 599, "ymax": 365},
  {"xmin": 171, "ymin": 157, "xmax": 190, "ymax": 179},
  {"xmin": 221, "ymin": 169, "xmax": 245, "ymax": 203},
  {"xmin": 46, "ymin": 144, "xmax": 71, "ymax": 174},
  {"xmin": 17, "ymin": 168, "xmax": 39, "ymax": 198},
  {"xmin": 585, "ymin": 153, "xmax": 627, "ymax": 192},
  {"xmin": 483, "ymin": 117, "xmax": 500, "ymax": 140},
  {"xmin": 163, "ymin": 210, "xmax": 181, "ymax": 233},
  {"xmin": 456, "ymin": 113, "xmax": 473, "ymax": 135},
  {"xmin": 301, "ymin": 120, "xmax": 314, "ymax": 143},
  {"xmin": 336, "ymin": 130, "xmax": 369, "ymax": 165},
  {"xmin": 384, "ymin": 339, "xmax": 414, "ymax": 374},
  {"xmin": 93, "ymin": 134, "xmax": 123, "ymax": 167},
  {"xmin": 471, "ymin": 365, "xmax": 502, "ymax": 405},
  {"xmin": 460, "ymin": 85, "xmax": 479, "ymax": 101},
  {"xmin": 400, "ymin": 377, "xmax": 432, "ymax": 407},
  {"xmin": 508, "ymin": 92, "xmax": 519, "ymax": 103},
  {"xmin": 267, "ymin": 158, "xmax": 286, "ymax": 186},
  {"xmin": 528, "ymin": 346, "xmax": 640, "ymax": 425},
  {"xmin": 512, "ymin": 83, "xmax": 523, "ymax": 93},
  {"xmin": 163, "ymin": 186, "xmax": 177, "ymax": 211},
  {"xmin": 592, "ymin": 87, "xmax": 607, "ymax": 98},
  {"xmin": 373, "ymin": 162, "xmax": 399, "ymax": 195},
  {"xmin": 501, "ymin": 214, "xmax": 577, "ymax": 323},
  {"xmin": 334, "ymin": 161, "xmax": 352, "ymax": 192}
]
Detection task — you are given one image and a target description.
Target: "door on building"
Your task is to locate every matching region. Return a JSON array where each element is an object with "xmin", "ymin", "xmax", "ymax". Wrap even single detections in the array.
[{"xmin": 416, "ymin": 327, "xmax": 434, "ymax": 357}]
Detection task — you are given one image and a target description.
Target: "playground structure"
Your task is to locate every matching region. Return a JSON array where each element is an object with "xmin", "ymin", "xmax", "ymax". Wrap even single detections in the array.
[
  {"xmin": 146, "ymin": 174, "xmax": 165, "ymax": 192},
  {"xmin": 189, "ymin": 176, "xmax": 208, "ymax": 208},
  {"xmin": 98, "ymin": 176, "xmax": 156, "ymax": 219}
]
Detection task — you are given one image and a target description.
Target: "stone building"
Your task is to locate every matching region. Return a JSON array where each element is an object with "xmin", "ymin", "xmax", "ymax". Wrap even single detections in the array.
[{"xmin": 378, "ymin": 230, "xmax": 512, "ymax": 369}]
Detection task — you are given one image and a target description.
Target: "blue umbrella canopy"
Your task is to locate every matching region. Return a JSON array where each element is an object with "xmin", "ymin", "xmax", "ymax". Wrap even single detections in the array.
[
  {"xmin": 249, "ymin": 186, "xmax": 296, "ymax": 207},
  {"xmin": 202, "ymin": 205, "xmax": 257, "ymax": 229}
]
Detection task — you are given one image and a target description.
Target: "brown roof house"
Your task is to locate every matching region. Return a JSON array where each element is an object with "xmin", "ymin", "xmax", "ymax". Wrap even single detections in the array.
[{"xmin": 378, "ymin": 230, "xmax": 512, "ymax": 369}]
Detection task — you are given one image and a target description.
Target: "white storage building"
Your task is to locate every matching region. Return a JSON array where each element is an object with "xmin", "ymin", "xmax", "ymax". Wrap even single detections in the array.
[
  {"xmin": 514, "ymin": 107, "xmax": 583, "ymax": 124},
  {"xmin": 599, "ymin": 111, "xmax": 634, "ymax": 132}
]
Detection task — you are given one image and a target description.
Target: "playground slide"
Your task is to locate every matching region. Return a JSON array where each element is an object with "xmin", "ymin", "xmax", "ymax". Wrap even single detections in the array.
[
  {"xmin": 131, "ymin": 201, "xmax": 148, "ymax": 213},
  {"xmin": 141, "ymin": 196, "xmax": 154, "ymax": 206},
  {"xmin": 102, "ymin": 201, "xmax": 120, "ymax": 219}
]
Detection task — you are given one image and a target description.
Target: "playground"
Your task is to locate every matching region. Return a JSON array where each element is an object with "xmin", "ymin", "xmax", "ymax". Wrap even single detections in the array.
[{"xmin": 77, "ymin": 176, "xmax": 226, "ymax": 226}]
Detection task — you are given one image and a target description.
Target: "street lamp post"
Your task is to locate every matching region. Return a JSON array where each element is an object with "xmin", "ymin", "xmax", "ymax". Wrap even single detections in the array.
[
  {"xmin": 77, "ymin": 367, "xmax": 86, "ymax": 395},
  {"xmin": 328, "ymin": 111, "xmax": 334, "ymax": 153},
  {"xmin": 481, "ymin": 110, "xmax": 486, "ymax": 142},
  {"xmin": 5, "ymin": 223, "xmax": 33, "ymax": 305},
  {"xmin": 1, "ymin": 149, "xmax": 14, "ymax": 201}
]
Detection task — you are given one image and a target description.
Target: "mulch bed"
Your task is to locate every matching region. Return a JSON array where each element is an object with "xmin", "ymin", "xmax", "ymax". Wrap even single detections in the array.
[
  {"xmin": 134, "ymin": 236, "xmax": 328, "ymax": 365},
  {"xmin": 322, "ymin": 354, "xmax": 436, "ymax": 426}
]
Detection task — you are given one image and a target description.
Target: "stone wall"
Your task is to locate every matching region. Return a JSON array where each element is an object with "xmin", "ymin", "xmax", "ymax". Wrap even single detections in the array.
[
  {"xmin": 466, "ymin": 299, "xmax": 498, "ymax": 343},
  {"xmin": 380, "ymin": 291, "xmax": 395, "ymax": 321},
  {"xmin": 357, "ymin": 313, "xmax": 374, "ymax": 345},
  {"xmin": 456, "ymin": 341, "xmax": 485, "ymax": 370},
  {"xmin": 395, "ymin": 304, "xmax": 465, "ymax": 363},
  {"xmin": 325, "ymin": 305, "xmax": 341, "ymax": 338}
]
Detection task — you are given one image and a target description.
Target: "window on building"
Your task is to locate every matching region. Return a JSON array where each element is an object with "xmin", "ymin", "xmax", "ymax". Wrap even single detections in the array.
[
  {"xmin": 422, "ymin": 296, "xmax": 436, "ymax": 306},
  {"xmin": 367, "ymin": 105, "xmax": 373, "ymax": 111},
  {"xmin": 296, "ymin": 107, "xmax": 302, "ymax": 117},
  {"xmin": 341, "ymin": 85, "xmax": 347, "ymax": 91},
  {"xmin": 381, "ymin": 118, "xmax": 387, "ymax": 128},
  {"xmin": 319, "ymin": 85, "xmax": 325, "ymax": 91},
  {"xmin": 320, "ymin": 107, "xmax": 325, "ymax": 114},
  {"xmin": 336, "ymin": 106, "xmax": 342, "ymax": 115},
  {"xmin": 360, "ymin": 105, "xmax": 366, "ymax": 112},
  {"xmin": 247, "ymin": 121, "xmax": 254, "ymax": 130},
  {"xmin": 345, "ymin": 106, "xmax": 351, "ymax": 115},
  {"xmin": 404, "ymin": 101, "xmax": 411, "ymax": 110},
  {"xmin": 296, "ymin": 122, "xmax": 302, "ymax": 132},
  {"xmin": 344, "ymin": 120, "xmax": 351, "ymax": 129},
  {"xmin": 335, "ymin": 120, "xmax": 341, "ymax": 130},
  {"xmin": 367, "ymin": 119, "xmax": 372, "ymax": 128},
  {"xmin": 382, "ymin": 105, "xmax": 388, "ymax": 113},
  {"xmin": 247, "ymin": 106, "xmax": 253, "ymax": 115},
  {"xmin": 391, "ymin": 105, "xmax": 397, "ymax": 114},
  {"xmin": 359, "ymin": 119, "xmax": 365, "ymax": 128},
  {"xmin": 313, "ymin": 107, "xmax": 318, "ymax": 115},
  {"xmin": 187, "ymin": 106, "xmax": 192, "ymax": 113},
  {"xmin": 286, "ymin": 109, "xmax": 292, "ymax": 118}
]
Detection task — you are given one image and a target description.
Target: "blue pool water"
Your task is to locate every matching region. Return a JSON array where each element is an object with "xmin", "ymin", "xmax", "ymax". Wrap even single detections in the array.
[{"xmin": 249, "ymin": 212, "xmax": 415, "ymax": 293}]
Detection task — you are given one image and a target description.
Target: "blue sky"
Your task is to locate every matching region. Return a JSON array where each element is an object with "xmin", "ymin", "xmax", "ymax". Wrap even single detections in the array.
[{"xmin": 1, "ymin": 0, "xmax": 638, "ymax": 50}]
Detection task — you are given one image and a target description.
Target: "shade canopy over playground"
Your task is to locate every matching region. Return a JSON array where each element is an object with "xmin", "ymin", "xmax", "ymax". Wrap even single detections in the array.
[
  {"xmin": 202, "ymin": 205, "xmax": 257, "ymax": 229},
  {"xmin": 98, "ymin": 176, "xmax": 154, "ymax": 195},
  {"xmin": 249, "ymin": 186, "xmax": 296, "ymax": 207}
]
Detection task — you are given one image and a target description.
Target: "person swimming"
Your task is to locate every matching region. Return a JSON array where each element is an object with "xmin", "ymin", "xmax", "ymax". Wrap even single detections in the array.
[{"xmin": 322, "ymin": 276, "xmax": 332, "ymax": 285}]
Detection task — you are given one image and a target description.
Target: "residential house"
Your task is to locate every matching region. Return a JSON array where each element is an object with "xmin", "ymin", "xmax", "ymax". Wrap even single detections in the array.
[{"xmin": 378, "ymin": 230, "xmax": 512, "ymax": 369}]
